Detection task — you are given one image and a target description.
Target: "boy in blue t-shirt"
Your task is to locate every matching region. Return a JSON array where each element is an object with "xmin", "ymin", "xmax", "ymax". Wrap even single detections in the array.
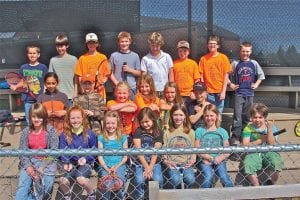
[{"xmin": 228, "ymin": 42, "xmax": 265, "ymax": 144}]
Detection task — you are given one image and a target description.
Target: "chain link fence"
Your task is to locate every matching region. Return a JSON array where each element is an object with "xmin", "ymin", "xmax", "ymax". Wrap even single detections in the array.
[{"xmin": 0, "ymin": 145, "xmax": 300, "ymax": 199}]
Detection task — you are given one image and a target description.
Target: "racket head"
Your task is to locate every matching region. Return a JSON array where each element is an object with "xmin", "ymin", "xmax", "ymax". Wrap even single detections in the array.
[
  {"xmin": 166, "ymin": 135, "xmax": 192, "ymax": 167},
  {"xmin": 5, "ymin": 72, "xmax": 28, "ymax": 93},
  {"xmin": 295, "ymin": 121, "xmax": 300, "ymax": 137},
  {"xmin": 38, "ymin": 157, "xmax": 67, "ymax": 177},
  {"xmin": 97, "ymin": 174, "xmax": 124, "ymax": 191}
]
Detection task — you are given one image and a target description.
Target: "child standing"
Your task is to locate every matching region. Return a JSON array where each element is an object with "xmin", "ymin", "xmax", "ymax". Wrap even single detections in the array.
[
  {"xmin": 228, "ymin": 42, "xmax": 265, "ymax": 144},
  {"xmin": 141, "ymin": 32, "xmax": 174, "ymax": 97},
  {"xmin": 173, "ymin": 40, "xmax": 201, "ymax": 101},
  {"xmin": 59, "ymin": 105, "xmax": 97, "ymax": 200},
  {"xmin": 109, "ymin": 31, "xmax": 141, "ymax": 100},
  {"xmin": 241, "ymin": 103, "xmax": 284, "ymax": 186},
  {"xmin": 49, "ymin": 34, "xmax": 77, "ymax": 102},
  {"xmin": 132, "ymin": 107, "xmax": 164, "ymax": 199},
  {"xmin": 198, "ymin": 35, "xmax": 231, "ymax": 113},
  {"xmin": 74, "ymin": 33, "xmax": 111, "ymax": 100},
  {"xmin": 37, "ymin": 72, "xmax": 69, "ymax": 134},
  {"xmin": 163, "ymin": 103, "xmax": 196, "ymax": 189},
  {"xmin": 195, "ymin": 104, "xmax": 233, "ymax": 188},
  {"xmin": 98, "ymin": 111, "xmax": 128, "ymax": 200},
  {"xmin": 15, "ymin": 103, "xmax": 58, "ymax": 200}
]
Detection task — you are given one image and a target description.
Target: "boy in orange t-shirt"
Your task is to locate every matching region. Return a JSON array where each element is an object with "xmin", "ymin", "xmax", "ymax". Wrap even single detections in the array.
[
  {"xmin": 198, "ymin": 35, "xmax": 231, "ymax": 113},
  {"xmin": 173, "ymin": 40, "xmax": 200, "ymax": 102}
]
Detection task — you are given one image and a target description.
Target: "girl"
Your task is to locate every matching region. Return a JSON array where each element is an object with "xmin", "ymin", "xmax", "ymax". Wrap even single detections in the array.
[
  {"xmin": 98, "ymin": 111, "xmax": 128, "ymax": 200},
  {"xmin": 163, "ymin": 103, "xmax": 196, "ymax": 189},
  {"xmin": 15, "ymin": 103, "xmax": 59, "ymax": 200},
  {"xmin": 132, "ymin": 107, "xmax": 164, "ymax": 199},
  {"xmin": 241, "ymin": 103, "xmax": 284, "ymax": 186},
  {"xmin": 59, "ymin": 105, "xmax": 97, "ymax": 200},
  {"xmin": 37, "ymin": 72, "xmax": 69, "ymax": 134},
  {"xmin": 195, "ymin": 104, "xmax": 233, "ymax": 188},
  {"xmin": 159, "ymin": 82, "xmax": 183, "ymax": 131}
]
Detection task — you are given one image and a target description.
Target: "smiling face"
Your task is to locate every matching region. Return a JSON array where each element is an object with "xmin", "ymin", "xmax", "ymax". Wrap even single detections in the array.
[
  {"xmin": 177, "ymin": 47, "xmax": 190, "ymax": 60},
  {"xmin": 140, "ymin": 115, "xmax": 154, "ymax": 132},
  {"xmin": 139, "ymin": 81, "xmax": 151, "ymax": 96},
  {"xmin": 56, "ymin": 44, "xmax": 68, "ymax": 56},
  {"xmin": 86, "ymin": 41, "xmax": 99, "ymax": 53},
  {"xmin": 172, "ymin": 109, "xmax": 186, "ymax": 128},
  {"xmin": 251, "ymin": 112, "xmax": 266, "ymax": 129},
  {"xmin": 31, "ymin": 114, "xmax": 43, "ymax": 129},
  {"xmin": 240, "ymin": 46, "xmax": 252, "ymax": 61},
  {"xmin": 69, "ymin": 110, "xmax": 83, "ymax": 129},
  {"xmin": 207, "ymin": 40, "xmax": 220, "ymax": 54},
  {"xmin": 204, "ymin": 110, "xmax": 218, "ymax": 128},
  {"xmin": 118, "ymin": 37, "xmax": 131, "ymax": 53},
  {"xmin": 45, "ymin": 76, "xmax": 58, "ymax": 93},
  {"xmin": 105, "ymin": 116, "xmax": 118, "ymax": 135},
  {"xmin": 115, "ymin": 86, "xmax": 130, "ymax": 103},
  {"xmin": 27, "ymin": 47, "xmax": 40, "ymax": 64},
  {"xmin": 164, "ymin": 86, "xmax": 176, "ymax": 103},
  {"xmin": 149, "ymin": 43, "xmax": 161, "ymax": 57}
]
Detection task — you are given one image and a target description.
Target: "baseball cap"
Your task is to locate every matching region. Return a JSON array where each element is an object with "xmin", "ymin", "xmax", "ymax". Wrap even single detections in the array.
[
  {"xmin": 85, "ymin": 33, "xmax": 98, "ymax": 43},
  {"xmin": 193, "ymin": 82, "xmax": 207, "ymax": 92},
  {"xmin": 81, "ymin": 74, "xmax": 95, "ymax": 83},
  {"xmin": 177, "ymin": 40, "xmax": 190, "ymax": 49}
]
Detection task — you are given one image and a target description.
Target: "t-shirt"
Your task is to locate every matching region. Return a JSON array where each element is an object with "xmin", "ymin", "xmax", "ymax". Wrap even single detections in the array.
[
  {"xmin": 242, "ymin": 124, "xmax": 278, "ymax": 143},
  {"xmin": 28, "ymin": 130, "xmax": 47, "ymax": 149},
  {"xmin": 134, "ymin": 92, "xmax": 160, "ymax": 113},
  {"xmin": 49, "ymin": 54, "xmax": 78, "ymax": 99},
  {"xmin": 231, "ymin": 59, "xmax": 265, "ymax": 96},
  {"xmin": 109, "ymin": 50, "xmax": 141, "ymax": 89},
  {"xmin": 141, "ymin": 50, "xmax": 173, "ymax": 92},
  {"xmin": 173, "ymin": 58, "xmax": 201, "ymax": 96},
  {"xmin": 75, "ymin": 51, "xmax": 111, "ymax": 99},
  {"xmin": 98, "ymin": 134, "xmax": 127, "ymax": 167},
  {"xmin": 19, "ymin": 63, "xmax": 48, "ymax": 102},
  {"xmin": 199, "ymin": 53, "xmax": 231, "ymax": 93}
]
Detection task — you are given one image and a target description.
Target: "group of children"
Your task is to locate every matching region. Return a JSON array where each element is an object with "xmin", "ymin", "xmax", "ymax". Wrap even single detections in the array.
[{"xmin": 13, "ymin": 31, "xmax": 284, "ymax": 199}]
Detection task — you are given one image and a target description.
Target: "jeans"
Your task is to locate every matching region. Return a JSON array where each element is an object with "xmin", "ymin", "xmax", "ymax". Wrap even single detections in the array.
[
  {"xmin": 199, "ymin": 160, "xmax": 233, "ymax": 188},
  {"xmin": 167, "ymin": 167, "xmax": 195, "ymax": 188},
  {"xmin": 24, "ymin": 102, "xmax": 33, "ymax": 125},
  {"xmin": 98, "ymin": 165, "xmax": 127, "ymax": 200},
  {"xmin": 130, "ymin": 88, "xmax": 137, "ymax": 101},
  {"xmin": 132, "ymin": 164, "xmax": 163, "ymax": 200},
  {"xmin": 15, "ymin": 159, "xmax": 55, "ymax": 200},
  {"xmin": 207, "ymin": 93, "xmax": 225, "ymax": 114}
]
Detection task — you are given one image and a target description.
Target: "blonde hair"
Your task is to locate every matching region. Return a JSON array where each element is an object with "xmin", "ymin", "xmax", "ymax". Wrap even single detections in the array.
[
  {"xmin": 203, "ymin": 104, "xmax": 221, "ymax": 127},
  {"xmin": 148, "ymin": 32, "xmax": 164, "ymax": 46},
  {"xmin": 169, "ymin": 103, "xmax": 192, "ymax": 134},
  {"xmin": 163, "ymin": 82, "xmax": 183, "ymax": 104},
  {"xmin": 117, "ymin": 31, "xmax": 132, "ymax": 42},
  {"xmin": 29, "ymin": 103, "xmax": 48, "ymax": 130},
  {"xmin": 115, "ymin": 81, "xmax": 130, "ymax": 95},
  {"xmin": 103, "ymin": 111, "xmax": 122, "ymax": 141},
  {"xmin": 137, "ymin": 74, "xmax": 157, "ymax": 102}
]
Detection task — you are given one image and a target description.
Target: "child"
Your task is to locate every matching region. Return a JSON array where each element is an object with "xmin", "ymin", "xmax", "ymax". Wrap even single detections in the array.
[
  {"xmin": 195, "ymin": 104, "xmax": 233, "ymax": 188},
  {"xmin": 132, "ymin": 107, "xmax": 164, "ymax": 199},
  {"xmin": 49, "ymin": 34, "xmax": 78, "ymax": 102},
  {"xmin": 15, "ymin": 45, "xmax": 48, "ymax": 124},
  {"xmin": 37, "ymin": 72, "xmax": 69, "ymax": 134},
  {"xmin": 74, "ymin": 33, "xmax": 111, "ymax": 100},
  {"xmin": 15, "ymin": 103, "xmax": 58, "ymax": 200},
  {"xmin": 107, "ymin": 81, "xmax": 137, "ymax": 136},
  {"xmin": 198, "ymin": 35, "xmax": 232, "ymax": 114},
  {"xmin": 159, "ymin": 82, "xmax": 183, "ymax": 131},
  {"xmin": 228, "ymin": 42, "xmax": 265, "ymax": 144},
  {"xmin": 73, "ymin": 73, "xmax": 106, "ymax": 135},
  {"xmin": 173, "ymin": 40, "xmax": 201, "ymax": 101},
  {"xmin": 98, "ymin": 111, "xmax": 128, "ymax": 200},
  {"xmin": 163, "ymin": 103, "xmax": 196, "ymax": 189},
  {"xmin": 241, "ymin": 103, "xmax": 284, "ymax": 186},
  {"xmin": 186, "ymin": 82, "xmax": 211, "ymax": 130},
  {"xmin": 109, "ymin": 31, "xmax": 141, "ymax": 100},
  {"xmin": 59, "ymin": 105, "xmax": 97, "ymax": 200},
  {"xmin": 141, "ymin": 32, "xmax": 174, "ymax": 97}
]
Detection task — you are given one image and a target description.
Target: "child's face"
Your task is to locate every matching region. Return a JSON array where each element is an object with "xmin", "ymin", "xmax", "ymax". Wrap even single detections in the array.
[
  {"xmin": 115, "ymin": 87, "xmax": 130, "ymax": 103},
  {"xmin": 87, "ymin": 41, "xmax": 99, "ymax": 52},
  {"xmin": 81, "ymin": 81, "xmax": 93, "ymax": 93},
  {"xmin": 251, "ymin": 112, "xmax": 266, "ymax": 128},
  {"xmin": 45, "ymin": 77, "xmax": 58, "ymax": 93},
  {"xmin": 118, "ymin": 37, "xmax": 131, "ymax": 52},
  {"xmin": 240, "ymin": 46, "xmax": 252, "ymax": 61},
  {"xmin": 139, "ymin": 82, "xmax": 151, "ymax": 96},
  {"xmin": 207, "ymin": 40, "xmax": 219, "ymax": 54},
  {"xmin": 194, "ymin": 90, "xmax": 207, "ymax": 103},
  {"xmin": 149, "ymin": 43, "xmax": 161, "ymax": 56},
  {"xmin": 105, "ymin": 116, "xmax": 118, "ymax": 134},
  {"xmin": 56, "ymin": 44, "xmax": 68, "ymax": 56},
  {"xmin": 140, "ymin": 115, "xmax": 154, "ymax": 132},
  {"xmin": 164, "ymin": 86, "xmax": 176, "ymax": 103},
  {"xmin": 178, "ymin": 48, "xmax": 190, "ymax": 60},
  {"xmin": 69, "ymin": 110, "xmax": 83, "ymax": 129},
  {"xmin": 31, "ymin": 115, "xmax": 43, "ymax": 128},
  {"xmin": 204, "ymin": 110, "xmax": 217, "ymax": 127},
  {"xmin": 172, "ymin": 109, "xmax": 185, "ymax": 127},
  {"xmin": 27, "ymin": 48, "xmax": 40, "ymax": 63}
]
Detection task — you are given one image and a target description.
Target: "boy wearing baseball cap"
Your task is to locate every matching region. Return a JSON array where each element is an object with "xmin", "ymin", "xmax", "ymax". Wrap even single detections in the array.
[{"xmin": 173, "ymin": 40, "xmax": 201, "ymax": 102}]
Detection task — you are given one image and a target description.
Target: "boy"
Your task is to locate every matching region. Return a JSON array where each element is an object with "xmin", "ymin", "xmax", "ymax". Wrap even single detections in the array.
[
  {"xmin": 228, "ymin": 42, "xmax": 265, "ymax": 144},
  {"xmin": 186, "ymin": 82, "xmax": 210, "ymax": 130},
  {"xmin": 173, "ymin": 40, "xmax": 201, "ymax": 101},
  {"xmin": 49, "ymin": 34, "xmax": 77, "ymax": 102},
  {"xmin": 74, "ymin": 33, "xmax": 111, "ymax": 100},
  {"xmin": 198, "ymin": 35, "xmax": 231, "ymax": 114},
  {"xmin": 16, "ymin": 45, "xmax": 48, "ymax": 124},
  {"xmin": 141, "ymin": 32, "xmax": 174, "ymax": 97},
  {"xmin": 73, "ymin": 73, "xmax": 106, "ymax": 135},
  {"xmin": 109, "ymin": 31, "xmax": 141, "ymax": 100}
]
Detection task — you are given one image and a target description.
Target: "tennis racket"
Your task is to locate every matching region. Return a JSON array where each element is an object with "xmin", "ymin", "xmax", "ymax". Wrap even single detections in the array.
[
  {"xmin": 98, "ymin": 173, "xmax": 124, "ymax": 191},
  {"xmin": 295, "ymin": 121, "xmax": 300, "ymax": 137},
  {"xmin": 5, "ymin": 72, "xmax": 36, "ymax": 99},
  {"xmin": 273, "ymin": 128, "xmax": 286, "ymax": 136},
  {"xmin": 158, "ymin": 110, "xmax": 169, "ymax": 131}
]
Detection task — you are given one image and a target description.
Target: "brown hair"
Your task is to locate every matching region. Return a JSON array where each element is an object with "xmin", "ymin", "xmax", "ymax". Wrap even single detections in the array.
[
  {"xmin": 103, "ymin": 111, "xmax": 122, "ymax": 141},
  {"xmin": 250, "ymin": 103, "xmax": 269, "ymax": 119},
  {"xmin": 203, "ymin": 104, "xmax": 221, "ymax": 127},
  {"xmin": 55, "ymin": 34, "xmax": 69, "ymax": 46},
  {"xmin": 148, "ymin": 32, "xmax": 164, "ymax": 46},
  {"xmin": 163, "ymin": 82, "xmax": 183, "ymax": 104},
  {"xmin": 117, "ymin": 31, "xmax": 132, "ymax": 42},
  {"xmin": 240, "ymin": 41, "xmax": 253, "ymax": 49},
  {"xmin": 207, "ymin": 35, "xmax": 220, "ymax": 45},
  {"xmin": 137, "ymin": 107, "xmax": 161, "ymax": 138},
  {"xmin": 137, "ymin": 74, "xmax": 157, "ymax": 102},
  {"xmin": 169, "ymin": 103, "xmax": 192, "ymax": 134},
  {"xmin": 29, "ymin": 103, "xmax": 48, "ymax": 130}
]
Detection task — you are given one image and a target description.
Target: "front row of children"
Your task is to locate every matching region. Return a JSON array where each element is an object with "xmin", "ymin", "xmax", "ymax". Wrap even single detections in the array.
[{"xmin": 15, "ymin": 99, "xmax": 284, "ymax": 199}]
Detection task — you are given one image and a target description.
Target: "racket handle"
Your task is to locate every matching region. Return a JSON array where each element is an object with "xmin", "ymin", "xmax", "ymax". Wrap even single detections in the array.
[{"xmin": 273, "ymin": 128, "xmax": 286, "ymax": 136}]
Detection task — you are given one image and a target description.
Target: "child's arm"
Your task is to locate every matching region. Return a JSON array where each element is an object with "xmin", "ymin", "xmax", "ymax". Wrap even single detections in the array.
[
  {"xmin": 107, "ymin": 102, "xmax": 137, "ymax": 113},
  {"xmin": 220, "ymin": 73, "xmax": 229, "ymax": 100},
  {"xmin": 123, "ymin": 63, "xmax": 142, "ymax": 77},
  {"xmin": 266, "ymin": 121, "xmax": 276, "ymax": 145},
  {"xmin": 97, "ymin": 141, "xmax": 110, "ymax": 172},
  {"xmin": 147, "ymin": 141, "xmax": 162, "ymax": 178},
  {"xmin": 213, "ymin": 139, "xmax": 230, "ymax": 164},
  {"xmin": 133, "ymin": 138, "xmax": 150, "ymax": 174},
  {"xmin": 110, "ymin": 73, "xmax": 119, "ymax": 86},
  {"xmin": 159, "ymin": 99, "xmax": 173, "ymax": 111},
  {"xmin": 251, "ymin": 79, "xmax": 262, "ymax": 90},
  {"xmin": 115, "ymin": 139, "xmax": 128, "ymax": 170},
  {"xmin": 73, "ymin": 75, "xmax": 79, "ymax": 98},
  {"xmin": 195, "ymin": 139, "xmax": 214, "ymax": 164},
  {"xmin": 168, "ymin": 68, "xmax": 174, "ymax": 82}
]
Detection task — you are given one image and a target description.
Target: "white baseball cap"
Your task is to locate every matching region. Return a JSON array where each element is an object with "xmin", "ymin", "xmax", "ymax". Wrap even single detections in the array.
[{"xmin": 85, "ymin": 33, "xmax": 98, "ymax": 43}]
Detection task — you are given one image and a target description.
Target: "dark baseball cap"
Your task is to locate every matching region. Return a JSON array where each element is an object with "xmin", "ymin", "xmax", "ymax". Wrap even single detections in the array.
[{"xmin": 193, "ymin": 82, "xmax": 207, "ymax": 92}]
